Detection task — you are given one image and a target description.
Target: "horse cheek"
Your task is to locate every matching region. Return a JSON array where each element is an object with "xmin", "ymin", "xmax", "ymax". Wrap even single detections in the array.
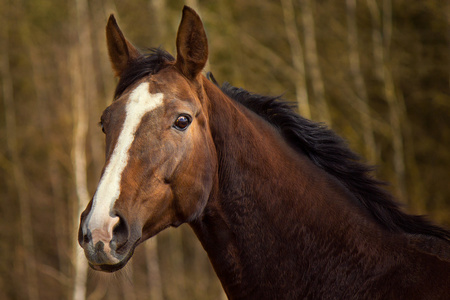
[{"xmin": 182, "ymin": 135, "xmax": 216, "ymax": 221}]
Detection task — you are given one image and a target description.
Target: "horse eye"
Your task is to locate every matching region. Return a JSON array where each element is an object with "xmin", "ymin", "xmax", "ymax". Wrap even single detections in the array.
[{"xmin": 173, "ymin": 115, "xmax": 191, "ymax": 131}]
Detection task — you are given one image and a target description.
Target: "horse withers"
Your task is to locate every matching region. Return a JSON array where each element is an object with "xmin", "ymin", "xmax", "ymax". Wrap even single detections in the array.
[{"xmin": 78, "ymin": 6, "xmax": 450, "ymax": 299}]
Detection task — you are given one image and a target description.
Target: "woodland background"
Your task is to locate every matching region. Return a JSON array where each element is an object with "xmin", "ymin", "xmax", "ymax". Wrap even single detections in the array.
[{"xmin": 0, "ymin": 0, "xmax": 449, "ymax": 299}]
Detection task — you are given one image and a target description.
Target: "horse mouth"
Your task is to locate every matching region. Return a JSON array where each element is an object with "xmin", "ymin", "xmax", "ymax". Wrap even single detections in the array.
[{"xmin": 86, "ymin": 238, "xmax": 141, "ymax": 273}]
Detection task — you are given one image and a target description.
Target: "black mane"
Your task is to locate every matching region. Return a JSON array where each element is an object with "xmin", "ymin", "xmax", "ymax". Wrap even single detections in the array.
[
  {"xmin": 114, "ymin": 48, "xmax": 175, "ymax": 99},
  {"xmin": 217, "ymin": 81, "xmax": 450, "ymax": 242}
]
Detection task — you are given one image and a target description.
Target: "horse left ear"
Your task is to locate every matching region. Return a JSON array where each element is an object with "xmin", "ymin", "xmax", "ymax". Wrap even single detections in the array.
[
  {"xmin": 106, "ymin": 15, "xmax": 141, "ymax": 77},
  {"xmin": 175, "ymin": 6, "xmax": 208, "ymax": 80}
]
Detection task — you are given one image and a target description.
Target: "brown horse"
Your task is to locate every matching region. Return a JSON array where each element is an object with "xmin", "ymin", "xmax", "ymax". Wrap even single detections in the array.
[{"xmin": 79, "ymin": 6, "xmax": 450, "ymax": 299}]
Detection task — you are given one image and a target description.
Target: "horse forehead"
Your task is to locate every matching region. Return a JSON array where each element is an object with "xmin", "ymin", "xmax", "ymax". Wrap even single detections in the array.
[
  {"xmin": 118, "ymin": 81, "xmax": 166, "ymax": 144},
  {"xmin": 151, "ymin": 69, "xmax": 197, "ymax": 98},
  {"xmin": 111, "ymin": 80, "xmax": 166, "ymax": 124},
  {"xmin": 127, "ymin": 81, "xmax": 163, "ymax": 108}
]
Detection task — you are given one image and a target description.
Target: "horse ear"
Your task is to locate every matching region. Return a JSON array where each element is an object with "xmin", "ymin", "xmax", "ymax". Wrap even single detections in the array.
[
  {"xmin": 106, "ymin": 15, "xmax": 141, "ymax": 77},
  {"xmin": 175, "ymin": 6, "xmax": 208, "ymax": 80}
]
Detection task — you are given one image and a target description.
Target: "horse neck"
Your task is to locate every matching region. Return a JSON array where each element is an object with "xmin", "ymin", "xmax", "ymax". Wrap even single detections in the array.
[{"xmin": 190, "ymin": 79, "xmax": 397, "ymax": 298}]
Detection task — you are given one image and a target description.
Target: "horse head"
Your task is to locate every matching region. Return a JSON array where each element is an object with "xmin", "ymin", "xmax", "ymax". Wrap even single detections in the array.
[{"xmin": 78, "ymin": 7, "xmax": 217, "ymax": 272}]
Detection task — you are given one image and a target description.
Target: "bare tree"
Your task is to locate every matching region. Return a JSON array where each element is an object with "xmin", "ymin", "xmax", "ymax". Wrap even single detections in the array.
[
  {"xmin": 19, "ymin": 8, "xmax": 72, "ymax": 287},
  {"xmin": 0, "ymin": 7, "xmax": 39, "ymax": 300},
  {"xmin": 149, "ymin": 0, "xmax": 169, "ymax": 49},
  {"xmin": 70, "ymin": 45, "xmax": 90, "ymax": 300},
  {"xmin": 346, "ymin": 0, "xmax": 377, "ymax": 164},
  {"xmin": 145, "ymin": 239, "xmax": 163, "ymax": 300},
  {"xmin": 71, "ymin": 0, "xmax": 94, "ymax": 298},
  {"xmin": 298, "ymin": 0, "xmax": 331, "ymax": 123},
  {"xmin": 280, "ymin": 0, "xmax": 311, "ymax": 118},
  {"xmin": 366, "ymin": 0, "xmax": 407, "ymax": 202}
]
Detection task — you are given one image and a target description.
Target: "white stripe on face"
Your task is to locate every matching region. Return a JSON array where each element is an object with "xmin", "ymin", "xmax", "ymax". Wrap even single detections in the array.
[{"xmin": 85, "ymin": 82, "xmax": 164, "ymax": 245}]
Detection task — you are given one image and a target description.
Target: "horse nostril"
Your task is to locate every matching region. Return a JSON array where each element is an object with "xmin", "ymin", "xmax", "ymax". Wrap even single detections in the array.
[
  {"xmin": 78, "ymin": 223, "xmax": 91, "ymax": 247},
  {"xmin": 83, "ymin": 231, "xmax": 91, "ymax": 244},
  {"xmin": 112, "ymin": 215, "xmax": 129, "ymax": 251}
]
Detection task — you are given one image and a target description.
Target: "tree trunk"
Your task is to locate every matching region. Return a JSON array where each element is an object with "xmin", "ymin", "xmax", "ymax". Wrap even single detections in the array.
[
  {"xmin": 149, "ymin": 0, "xmax": 168, "ymax": 46},
  {"xmin": 366, "ymin": 0, "xmax": 407, "ymax": 202},
  {"xmin": 298, "ymin": 0, "xmax": 331, "ymax": 124},
  {"xmin": 18, "ymin": 6, "xmax": 71, "ymax": 285},
  {"xmin": 145, "ymin": 239, "xmax": 164, "ymax": 300},
  {"xmin": 280, "ymin": 0, "xmax": 311, "ymax": 118},
  {"xmin": 0, "ymin": 8, "xmax": 40, "ymax": 300},
  {"xmin": 71, "ymin": 0, "xmax": 94, "ymax": 298},
  {"xmin": 164, "ymin": 229, "xmax": 187, "ymax": 300},
  {"xmin": 346, "ymin": 0, "xmax": 377, "ymax": 164},
  {"xmin": 70, "ymin": 47, "xmax": 90, "ymax": 300}
]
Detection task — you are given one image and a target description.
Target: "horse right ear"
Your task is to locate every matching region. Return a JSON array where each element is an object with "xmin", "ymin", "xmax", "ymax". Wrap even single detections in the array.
[
  {"xmin": 106, "ymin": 15, "xmax": 141, "ymax": 77},
  {"xmin": 175, "ymin": 6, "xmax": 208, "ymax": 80}
]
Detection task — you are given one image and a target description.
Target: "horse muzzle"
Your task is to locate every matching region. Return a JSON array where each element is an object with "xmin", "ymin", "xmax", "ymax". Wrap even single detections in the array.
[{"xmin": 78, "ymin": 211, "xmax": 141, "ymax": 272}]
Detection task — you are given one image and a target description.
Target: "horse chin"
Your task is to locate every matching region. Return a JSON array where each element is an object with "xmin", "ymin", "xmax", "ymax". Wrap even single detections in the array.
[{"xmin": 89, "ymin": 249, "xmax": 134, "ymax": 273}]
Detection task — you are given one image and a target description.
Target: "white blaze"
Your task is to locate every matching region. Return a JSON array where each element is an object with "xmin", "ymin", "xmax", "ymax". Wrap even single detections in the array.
[{"xmin": 85, "ymin": 82, "xmax": 163, "ymax": 244}]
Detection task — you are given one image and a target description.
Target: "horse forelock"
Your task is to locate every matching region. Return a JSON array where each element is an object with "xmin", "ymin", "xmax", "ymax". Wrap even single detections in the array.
[{"xmin": 114, "ymin": 48, "xmax": 175, "ymax": 100}]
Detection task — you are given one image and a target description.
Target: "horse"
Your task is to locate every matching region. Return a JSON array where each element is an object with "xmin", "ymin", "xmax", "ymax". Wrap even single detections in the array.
[{"xmin": 78, "ymin": 6, "xmax": 450, "ymax": 299}]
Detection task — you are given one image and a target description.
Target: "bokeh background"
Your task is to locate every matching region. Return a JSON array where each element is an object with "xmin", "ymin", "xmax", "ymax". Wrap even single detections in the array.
[{"xmin": 0, "ymin": 0, "xmax": 449, "ymax": 299}]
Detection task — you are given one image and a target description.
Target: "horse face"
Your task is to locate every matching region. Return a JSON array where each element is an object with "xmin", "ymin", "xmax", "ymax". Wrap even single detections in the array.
[
  {"xmin": 78, "ymin": 69, "xmax": 216, "ymax": 271},
  {"xmin": 78, "ymin": 7, "xmax": 215, "ymax": 272}
]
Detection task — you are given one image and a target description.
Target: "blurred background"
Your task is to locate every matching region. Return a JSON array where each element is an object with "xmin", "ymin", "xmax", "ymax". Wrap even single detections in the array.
[{"xmin": 0, "ymin": 0, "xmax": 449, "ymax": 299}]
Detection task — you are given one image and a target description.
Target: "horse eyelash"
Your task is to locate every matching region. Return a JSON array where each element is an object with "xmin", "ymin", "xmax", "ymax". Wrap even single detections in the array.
[{"xmin": 98, "ymin": 121, "xmax": 105, "ymax": 133}]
